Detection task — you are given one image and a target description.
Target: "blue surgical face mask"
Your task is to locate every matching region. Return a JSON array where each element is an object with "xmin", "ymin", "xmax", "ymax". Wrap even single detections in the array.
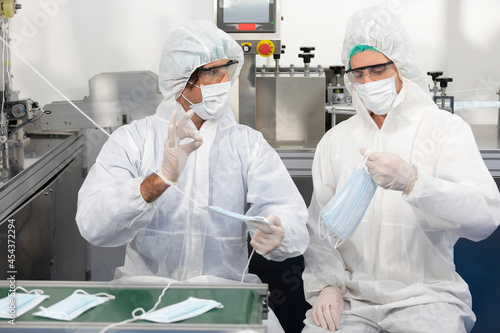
[
  {"xmin": 141, "ymin": 297, "xmax": 223, "ymax": 323},
  {"xmin": 319, "ymin": 151, "xmax": 377, "ymax": 247},
  {"xmin": 33, "ymin": 289, "xmax": 115, "ymax": 321},
  {"xmin": 200, "ymin": 205, "xmax": 271, "ymax": 227},
  {"xmin": 97, "ymin": 282, "xmax": 224, "ymax": 332},
  {"xmin": 181, "ymin": 81, "xmax": 232, "ymax": 120},
  {"xmin": 0, "ymin": 287, "xmax": 48, "ymax": 319}
]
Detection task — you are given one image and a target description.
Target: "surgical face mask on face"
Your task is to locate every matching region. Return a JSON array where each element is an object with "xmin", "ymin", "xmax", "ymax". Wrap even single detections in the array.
[
  {"xmin": 33, "ymin": 289, "xmax": 115, "ymax": 321},
  {"xmin": 0, "ymin": 287, "xmax": 48, "ymax": 319},
  {"xmin": 181, "ymin": 81, "xmax": 232, "ymax": 120},
  {"xmin": 354, "ymin": 73, "xmax": 398, "ymax": 115},
  {"xmin": 319, "ymin": 151, "xmax": 377, "ymax": 247}
]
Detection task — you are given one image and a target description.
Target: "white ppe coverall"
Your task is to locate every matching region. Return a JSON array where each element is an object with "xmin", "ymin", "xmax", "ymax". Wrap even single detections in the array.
[
  {"xmin": 76, "ymin": 21, "xmax": 308, "ymax": 284},
  {"xmin": 302, "ymin": 6, "xmax": 500, "ymax": 333}
]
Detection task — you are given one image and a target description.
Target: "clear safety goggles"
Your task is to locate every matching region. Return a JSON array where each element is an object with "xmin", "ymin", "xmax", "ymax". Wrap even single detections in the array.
[
  {"xmin": 346, "ymin": 61, "xmax": 396, "ymax": 84},
  {"xmin": 196, "ymin": 60, "xmax": 238, "ymax": 84}
]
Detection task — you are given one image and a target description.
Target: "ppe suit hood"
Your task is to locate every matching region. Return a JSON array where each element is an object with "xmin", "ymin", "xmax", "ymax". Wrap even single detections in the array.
[
  {"xmin": 341, "ymin": 6, "xmax": 429, "ymax": 117},
  {"xmin": 157, "ymin": 20, "xmax": 244, "ymax": 102}
]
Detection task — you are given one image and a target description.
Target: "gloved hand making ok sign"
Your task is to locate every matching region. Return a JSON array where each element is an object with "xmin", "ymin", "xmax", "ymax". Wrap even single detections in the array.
[{"xmin": 158, "ymin": 109, "xmax": 203, "ymax": 185}]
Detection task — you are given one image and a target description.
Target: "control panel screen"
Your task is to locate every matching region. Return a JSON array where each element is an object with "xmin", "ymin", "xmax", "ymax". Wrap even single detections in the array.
[{"xmin": 217, "ymin": 0, "xmax": 276, "ymax": 33}]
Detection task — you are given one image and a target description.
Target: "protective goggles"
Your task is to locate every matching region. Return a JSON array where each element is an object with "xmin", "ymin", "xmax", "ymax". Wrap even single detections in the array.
[
  {"xmin": 196, "ymin": 60, "xmax": 239, "ymax": 84},
  {"xmin": 346, "ymin": 61, "xmax": 395, "ymax": 84}
]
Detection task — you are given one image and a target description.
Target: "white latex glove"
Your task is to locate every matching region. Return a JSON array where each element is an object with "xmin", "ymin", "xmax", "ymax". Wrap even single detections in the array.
[
  {"xmin": 249, "ymin": 215, "xmax": 285, "ymax": 255},
  {"xmin": 312, "ymin": 286, "xmax": 344, "ymax": 331},
  {"xmin": 158, "ymin": 109, "xmax": 203, "ymax": 184},
  {"xmin": 360, "ymin": 148, "xmax": 418, "ymax": 194}
]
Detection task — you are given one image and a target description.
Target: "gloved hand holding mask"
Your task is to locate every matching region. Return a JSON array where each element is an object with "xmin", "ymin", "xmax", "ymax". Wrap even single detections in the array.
[
  {"xmin": 249, "ymin": 215, "xmax": 285, "ymax": 255},
  {"xmin": 360, "ymin": 148, "xmax": 418, "ymax": 194},
  {"xmin": 158, "ymin": 109, "xmax": 203, "ymax": 185},
  {"xmin": 312, "ymin": 286, "xmax": 344, "ymax": 331}
]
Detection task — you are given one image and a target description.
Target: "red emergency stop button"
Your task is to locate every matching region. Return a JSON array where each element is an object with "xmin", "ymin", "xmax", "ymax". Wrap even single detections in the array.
[
  {"xmin": 256, "ymin": 40, "xmax": 275, "ymax": 57},
  {"xmin": 258, "ymin": 43, "xmax": 271, "ymax": 55}
]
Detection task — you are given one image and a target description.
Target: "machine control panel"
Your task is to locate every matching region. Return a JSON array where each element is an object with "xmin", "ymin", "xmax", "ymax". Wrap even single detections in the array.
[{"xmin": 238, "ymin": 39, "xmax": 280, "ymax": 57}]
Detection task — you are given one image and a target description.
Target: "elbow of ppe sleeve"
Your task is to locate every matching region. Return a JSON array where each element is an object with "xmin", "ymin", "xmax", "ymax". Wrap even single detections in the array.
[
  {"xmin": 405, "ymin": 174, "xmax": 500, "ymax": 241},
  {"xmin": 76, "ymin": 178, "xmax": 156, "ymax": 247}
]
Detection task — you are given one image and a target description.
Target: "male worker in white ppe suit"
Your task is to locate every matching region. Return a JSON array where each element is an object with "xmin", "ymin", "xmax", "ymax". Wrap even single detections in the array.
[
  {"xmin": 301, "ymin": 6, "xmax": 500, "ymax": 333},
  {"xmin": 76, "ymin": 20, "xmax": 308, "ymax": 332}
]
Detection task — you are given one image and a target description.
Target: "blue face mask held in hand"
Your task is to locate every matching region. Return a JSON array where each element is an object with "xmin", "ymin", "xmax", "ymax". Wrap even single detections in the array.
[
  {"xmin": 0, "ymin": 287, "xmax": 48, "ymax": 319},
  {"xmin": 33, "ymin": 289, "xmax": 115, "ymax": 321},
  {"xmin": 319, "ymin": 150, "xmax": 377, "ymax": 247},
  {"xmin": 200, "ymin": 205, "xmax": 272, "ymax": 227}
]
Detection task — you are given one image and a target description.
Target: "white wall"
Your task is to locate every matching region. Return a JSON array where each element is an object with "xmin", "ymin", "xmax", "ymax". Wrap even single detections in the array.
[{"xmin": 8, "ymin": 0, "xmax": 500, "ymax": 125}]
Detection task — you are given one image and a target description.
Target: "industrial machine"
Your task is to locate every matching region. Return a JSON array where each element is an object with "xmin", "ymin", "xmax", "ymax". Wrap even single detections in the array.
[
  {"xmin": 0, "ymin": 1, "xmax": 48, "ymax": 153},
  {"xmin": 213, "ymin": 0, "xmax": 325, "ymax": 150},
  {"xmin": 0, "ymin": 1, "xmax": 87, "ymax": 281}
]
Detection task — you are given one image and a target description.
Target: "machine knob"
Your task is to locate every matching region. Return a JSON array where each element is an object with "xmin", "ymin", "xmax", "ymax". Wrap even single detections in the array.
[
  {"xmin": 300, "ymin": 47, "xmax": 315, "ymax": 53},
  {"xmin": 257, "ymin": 40, "xmax": 275, "ymax": 57},
  {"xmin": 299, "ymin": 46, "xmax": 316, "ymax": 64},
  {"xmin": 436, "ymin": 77, "xmax": 453, "ymax": 88},
  {"xmin": 241, "ymin": 42, "xmax": 252, "ymax": 53},
  {"xmin": 427, "ymin": 71, "xmax": 443, "ymax": 81},
  {"xmin": 298, "ymin": 53, "xmax": 315, "ymax": 64},
  {"xmin": 330, "ymin": 66, "xmax": 344, "ymax": 75}
]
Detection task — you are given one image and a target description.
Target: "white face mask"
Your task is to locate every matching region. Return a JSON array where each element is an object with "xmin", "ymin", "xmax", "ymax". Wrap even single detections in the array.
[
  {"xmin": 354, "ymin": 73, "xmax": 398, "ymax": 115},
  {"xmin": 182, "ymin": 81, "xmax": 232, "ymax": 120}
]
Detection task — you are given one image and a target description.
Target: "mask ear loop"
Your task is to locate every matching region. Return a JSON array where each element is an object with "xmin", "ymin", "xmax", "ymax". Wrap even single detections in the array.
[
  {"xmin": 318, "ymin": 214, "xmax": 341, "ymax": 248},
  {"xmin": 14, "ymin": 286, "xmax": 44, "ymax": 296},
  {"xmin": 361, "ymin": 150, "xmax": 371, "ymax": 170},
  {"xmin": 98, "ymin": 281, "xmax": 176, "ymax": 333},
  {"xmin": 72, "ymin": 289, "xmax": 115, "ymax": 300},
  {"xmin": 240, "ymin": 248, "xmax": 255, "ymax": 283}
]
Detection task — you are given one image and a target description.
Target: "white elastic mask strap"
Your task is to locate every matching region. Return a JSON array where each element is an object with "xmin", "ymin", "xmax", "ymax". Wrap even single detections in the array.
[
  {"xmin": 98, "ymin": 281, "xmax": 175, "ymax": 333},
  {"xmin": 318, "ymin": 214, "xmax": 328, "ymax": 241},
  {"xmin": 181, "ymin": 93, "xmax": 194, "ymax": 106},
  {"xmin": 14, "ymin": 286, "xmax": 44, "ymax": 296},
  {"xmin": 361, "ymin": 150, "xmax": 371, "ymax": 167},
  {"xmin": 15, "ymin": 286, "xmax": 29, "ymax": 294},
  {"xmin": 240, "ymin": 248, "xmax": 255, "ymax": 283}
]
